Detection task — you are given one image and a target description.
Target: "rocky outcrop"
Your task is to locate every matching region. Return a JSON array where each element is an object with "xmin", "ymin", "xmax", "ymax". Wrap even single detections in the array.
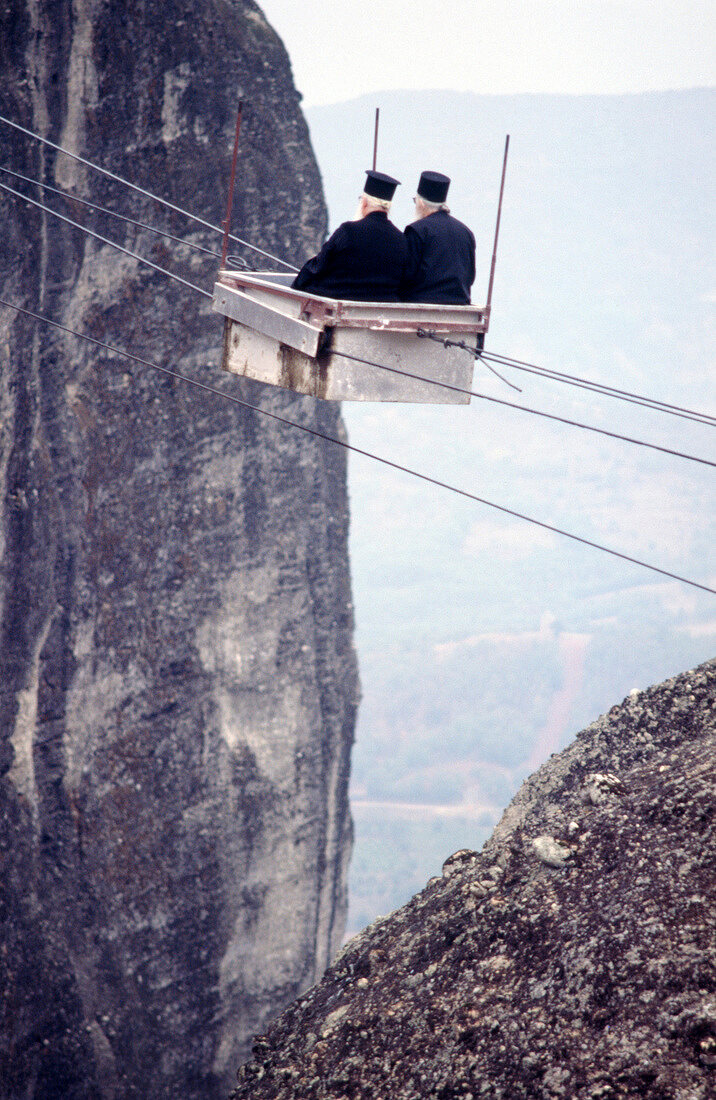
[
  {"xmin": 0, "ymin": 2, "xmax": 358, "ymax": 1098},
  {"xmin": 232, "ymin": 658, "xmax": 715, "ymax": 1099}
]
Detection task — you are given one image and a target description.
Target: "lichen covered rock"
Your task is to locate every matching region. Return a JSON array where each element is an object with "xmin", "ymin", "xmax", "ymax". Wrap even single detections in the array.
[{"xmin": 232, "ymin": 660, "xmax": 715, "ymax": 1099}]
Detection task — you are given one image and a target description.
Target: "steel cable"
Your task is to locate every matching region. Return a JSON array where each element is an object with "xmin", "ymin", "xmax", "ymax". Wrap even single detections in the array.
[
  {"xmin": 7, "ymin": 173, "xmax": 712, "ymax": 466},
  {"xmin": 0, "ymin": 179, "xmax": 213, "ymax": 299},
  {"xmin": 0, "ymin": 112, "xmax": 298, "ymax": 271},
  {"xmin": 0, "ymin": 164, "xmax": 223, "ymax": 258},
  {"xmin": 418, "ymin": 331, "xmax": 716, "ymax": 427},
  {"xmin": 1, "ymin": 296, "xmax": 713, "ymax": 597},
  {"xmin": 5, "ymin": 114, "xmax": 711, "ymax": 426},
  {"xmin": 329, "ymin": 349, "xmax": 716, "ymax": 468},
  {"xmin": 482, "ymin": 351, "xmax": 716, "ymax": 426}
]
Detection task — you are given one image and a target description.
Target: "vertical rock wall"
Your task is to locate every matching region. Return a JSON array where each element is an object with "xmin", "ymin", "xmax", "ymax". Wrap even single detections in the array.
[{"xmin": 0, "ymin": 2, "xmax": 358, "ymax": 1097}]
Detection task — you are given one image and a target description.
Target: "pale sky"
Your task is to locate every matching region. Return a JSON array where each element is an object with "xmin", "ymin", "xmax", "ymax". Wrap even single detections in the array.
[{"xmin": 258, "ymin": 0, "xmax": 715, "ymax": 105}]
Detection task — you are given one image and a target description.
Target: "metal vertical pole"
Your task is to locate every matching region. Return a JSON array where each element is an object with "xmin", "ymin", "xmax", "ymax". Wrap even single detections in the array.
[
  {"xmin": 220, "ymin": 101, "xmax": 243, "ymax": 270},
  {"xmin": 485, "ymin": 133, "xmax": 510, "ymax": 318},
  {"xmin": 372, "ymin": 108, "xmax": 380, "ymax": 171}
]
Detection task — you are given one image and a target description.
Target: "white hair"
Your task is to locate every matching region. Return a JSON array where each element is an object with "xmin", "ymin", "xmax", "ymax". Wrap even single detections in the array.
[
  {"xmin": 362, "ymin": 192, "xmax": 392, "ymax": 212},
  {"xmin": 415, "ymin": 196, "xmax": 450, "ymax": 216}
]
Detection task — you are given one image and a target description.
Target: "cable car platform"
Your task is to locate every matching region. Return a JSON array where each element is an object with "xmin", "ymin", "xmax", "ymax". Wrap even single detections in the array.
[{"xmin": 212, "ymin": 272, "xmax": 489, "ymax": 404}]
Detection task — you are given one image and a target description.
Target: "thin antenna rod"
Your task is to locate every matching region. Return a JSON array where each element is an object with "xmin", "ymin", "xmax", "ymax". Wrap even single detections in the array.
[
  {"xmin": 372, "ymin": 108, "xmax": 380, "ymax": 170},
  {"xmin": 486, "ymin": 134, "xmax": 510, "ymax": 317},
  {"xmin": 220, "ymin": 101, "xmax": 243, "ymax": 270}
]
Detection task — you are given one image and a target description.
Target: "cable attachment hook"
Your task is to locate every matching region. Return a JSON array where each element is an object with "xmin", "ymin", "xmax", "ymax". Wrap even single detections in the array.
[
  {"xmin": 416, "ymin": 327, "xmax": 521, "ymax": 392},
  {"xmin": 417, "ymin": 327, "xmax": 452, "ymax": 350},
  {"xmin": 225, "ymin": 253, "xmax": 251, "ymax": 271}
]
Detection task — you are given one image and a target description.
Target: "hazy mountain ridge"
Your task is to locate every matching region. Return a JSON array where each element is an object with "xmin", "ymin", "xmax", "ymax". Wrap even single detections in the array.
[{"xmin": 304, "ymin": 89, "xmax": 715, "ymax": 932}]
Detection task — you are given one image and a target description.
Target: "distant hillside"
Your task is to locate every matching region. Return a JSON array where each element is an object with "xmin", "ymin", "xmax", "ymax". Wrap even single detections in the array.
[
  {"xmin": 231, "ymin": 657, "xmax": 716, "ymax": 1100},
  {"xmin": 304, "ymin": 90, "xmax": 715, "ymax": 933}
]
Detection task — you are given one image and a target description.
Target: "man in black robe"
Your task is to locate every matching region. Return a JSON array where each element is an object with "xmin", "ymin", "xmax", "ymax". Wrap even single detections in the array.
[
  {"xmin": 292, "ymin": 171, "xmax": 408, "ymax": 302},
  {"xmin": 401, "ymin": 171, "xmax": 476, "ymax": 304}
]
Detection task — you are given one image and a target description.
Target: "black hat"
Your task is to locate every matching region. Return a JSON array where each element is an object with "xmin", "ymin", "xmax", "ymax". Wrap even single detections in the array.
[
  {"xmin": 363, "ymin": 170, "xmax": 400, "ymax": 201},
  {"xmin": 417, "ymin": 171, "xmax": 450, "ymax": 204}
]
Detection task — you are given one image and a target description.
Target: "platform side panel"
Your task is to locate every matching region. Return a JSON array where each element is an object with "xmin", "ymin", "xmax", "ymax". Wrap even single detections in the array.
[
  {"xmin": 335, "ymin": 302, "xmax": 487, "ymax": 333},
  {"xmin": 213, "ymin": 285, "xmax": 323, "ymax": 357},
  {"xmin": 322, "ymin": 330, "xmax": 473, "ymax": 403},
  {"xmin": 222, "ymin": 319, "xmax": 319, "ymax": 397}
]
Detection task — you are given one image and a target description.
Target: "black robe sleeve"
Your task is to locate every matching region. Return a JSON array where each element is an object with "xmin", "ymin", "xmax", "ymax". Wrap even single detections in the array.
[{"xmin": 292, "ymin": 225, "xmax": 346, "ymax": 291}]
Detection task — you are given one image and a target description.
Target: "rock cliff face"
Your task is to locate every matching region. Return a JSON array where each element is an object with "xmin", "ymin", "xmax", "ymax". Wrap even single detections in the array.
[
  {"xmin": 0, "ymin": 3, "xmax": 358, "ymax": 1098},
  {"xmin": 232, "ymin": 658, "xmax": 715, "ymax": 1099}
]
